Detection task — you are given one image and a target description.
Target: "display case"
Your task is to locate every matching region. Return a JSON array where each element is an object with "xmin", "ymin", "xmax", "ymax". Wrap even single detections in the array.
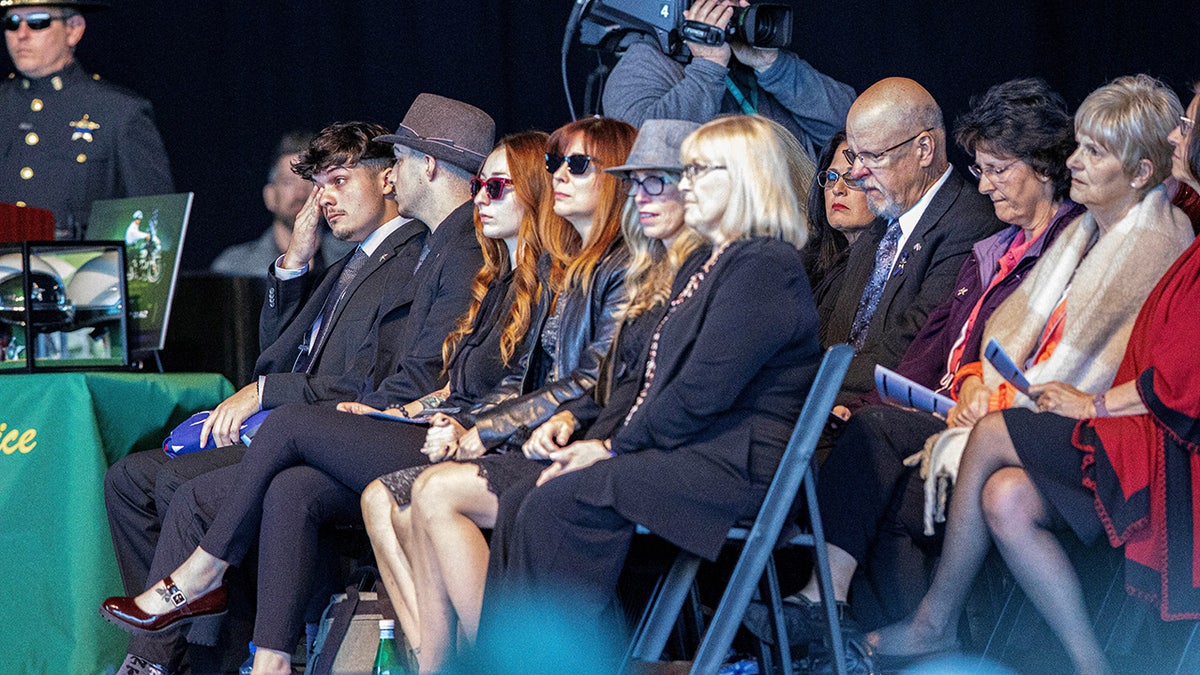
[{"xmin": 0, "ymin": 241, "xmax": 129, "ymax": 372}]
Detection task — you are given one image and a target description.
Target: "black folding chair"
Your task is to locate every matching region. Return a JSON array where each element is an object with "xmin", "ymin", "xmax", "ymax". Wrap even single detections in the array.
[{"xmin": 624, "ymin": 344, "xmax": 854, "ymax": 675}]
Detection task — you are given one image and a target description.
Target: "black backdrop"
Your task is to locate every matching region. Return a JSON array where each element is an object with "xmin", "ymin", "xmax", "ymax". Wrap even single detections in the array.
[{"xmin": 15, "ymin": 0, "xmax": 1197, "ymax": 269}]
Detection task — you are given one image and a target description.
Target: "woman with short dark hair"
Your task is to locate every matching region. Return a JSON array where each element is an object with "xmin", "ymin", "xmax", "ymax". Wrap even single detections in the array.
[{"xmin": 806, "ymin": 129, "xmax": 874, "ymax": 304}]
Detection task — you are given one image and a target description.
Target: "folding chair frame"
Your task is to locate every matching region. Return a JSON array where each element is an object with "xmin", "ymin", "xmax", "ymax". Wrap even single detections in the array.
[{"xmin": 623, "ymin": 344, "xmax": 855, "ymax": 675}]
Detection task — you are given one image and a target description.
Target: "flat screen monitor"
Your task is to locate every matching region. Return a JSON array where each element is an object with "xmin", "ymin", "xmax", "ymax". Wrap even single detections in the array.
[{"xmin": 85, "ymin": 193, "xmax": 193, "ymax": 352}]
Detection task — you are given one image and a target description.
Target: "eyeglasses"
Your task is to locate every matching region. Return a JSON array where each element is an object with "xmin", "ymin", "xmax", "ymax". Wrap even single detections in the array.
[
  {"xmin": 3, "ymin": 12, "xmax": 66, "ymax": 31},
  {"xmin": 469, "ymin": 176, "xmax": 513, "ymax": 200},
  {"xmin": 1179, "ymin": 115, "xmax": 1196, "ymax": 137},
  {"xmin": 681, "ymin": 163, "xmax": 727, "ymax": 180},
  {"xmin": 622, "ymin": 174, "xmax": 677, "ymax": 196},
  {"xmin": 545, "ymin": 153, "xmax": 593, "ymax": 175},
  {"xmin": 816, "ymin": 169, "xmax": 864, "ymax": 191},
  {"xmin": 968, "ymin": 160, "xmax": 1020, "ymax": 184},
  {"xmin": 843, "ymin": 128, "xmax": 933, "ymax": 168}
]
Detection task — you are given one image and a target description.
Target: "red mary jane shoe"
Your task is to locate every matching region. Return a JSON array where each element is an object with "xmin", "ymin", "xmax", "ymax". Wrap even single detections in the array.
[{"xmin": 100, "ymin": 575, "xmax": 227, "ymax": 635}]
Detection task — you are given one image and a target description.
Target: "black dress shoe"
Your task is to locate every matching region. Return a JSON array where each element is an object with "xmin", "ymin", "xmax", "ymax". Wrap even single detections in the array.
[{"xmin": 742, "ymin": 594, "xmax": 857, "ymax": 646}]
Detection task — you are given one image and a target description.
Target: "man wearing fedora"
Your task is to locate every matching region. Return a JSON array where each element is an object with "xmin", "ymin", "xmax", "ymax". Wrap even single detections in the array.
[
  {"xmin": 348, "ymin": 91, "xmax": 494, "ymax": 409},
  {"xmin": 102, "ymin": 95, "xmax": 492, "ymax": 675},
  {"xmin": 0, "ymin": 1, "xmax": 173, "ymax": 239}
]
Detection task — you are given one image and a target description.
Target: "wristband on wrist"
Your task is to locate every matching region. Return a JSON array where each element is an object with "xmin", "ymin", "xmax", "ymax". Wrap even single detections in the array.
[{"xmin": 1093, "ymin": 392, "xmax": 1109, "ymax": 418}]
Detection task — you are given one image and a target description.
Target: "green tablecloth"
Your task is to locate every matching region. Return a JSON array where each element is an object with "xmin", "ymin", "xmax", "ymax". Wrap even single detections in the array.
[{"xmin": 0, "ymin": 372, "xmax": 233, "ymax": 674}]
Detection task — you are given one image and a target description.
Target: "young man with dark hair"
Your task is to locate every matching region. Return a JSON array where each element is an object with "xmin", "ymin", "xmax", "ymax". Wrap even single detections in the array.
[{"xmin": 103, "ymin": 120, "xmax": 429, "ymax": 675}]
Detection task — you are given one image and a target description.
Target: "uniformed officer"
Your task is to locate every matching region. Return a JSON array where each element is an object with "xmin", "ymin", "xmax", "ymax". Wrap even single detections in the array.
[{"xmin": 1, "ymin": 0, "xmax": 173, "ymax": 239}]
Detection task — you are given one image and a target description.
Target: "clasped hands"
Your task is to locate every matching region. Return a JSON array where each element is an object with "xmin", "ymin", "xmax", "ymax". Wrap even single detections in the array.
[{"xmin": 522, "ymin": 411, "xmax": 612, "ymax": 486}]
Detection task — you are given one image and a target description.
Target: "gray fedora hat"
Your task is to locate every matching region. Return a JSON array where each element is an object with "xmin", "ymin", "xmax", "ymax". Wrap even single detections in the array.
[
  {"xmin": 375, "ymin": 93, "xmax": 496, "ymax": 174},
  {"xmin": 605, "ymin": 119, "xmax": 701, "ymax": 176}
]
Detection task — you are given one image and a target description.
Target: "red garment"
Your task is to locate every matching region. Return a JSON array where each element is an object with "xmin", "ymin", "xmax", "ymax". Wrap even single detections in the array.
[
  {"xmin": 1074, "ymin": 234, "xmax": 1200, "ymax": 620},
  {"xmin": 1171, "ymin": 182, "xmax": 1200, "ymax": 236}
]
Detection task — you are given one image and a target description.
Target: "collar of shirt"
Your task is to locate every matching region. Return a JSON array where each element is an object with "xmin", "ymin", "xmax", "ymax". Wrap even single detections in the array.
[
  {"xmin": 891, "ymin": 166, "xmax": 953, "ymax": 270},
  {"xmin": 358, "ymin": 215, "xmax": 411, "ymax": 257}
]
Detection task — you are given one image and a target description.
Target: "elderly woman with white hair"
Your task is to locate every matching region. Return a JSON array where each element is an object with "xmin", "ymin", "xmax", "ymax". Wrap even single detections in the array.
[{"xmin": 869, "ymin": 74, "xmax": 1195, "ymax": 675}]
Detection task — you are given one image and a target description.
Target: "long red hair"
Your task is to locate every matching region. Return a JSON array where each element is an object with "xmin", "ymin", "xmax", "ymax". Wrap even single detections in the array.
[
  {"xmin": 442, "ymin": 131, "xmax": 560, "ymax": 367},
  {"xmin": 544, "ymin": 117, "xmax": 637, "ymax": 298}
]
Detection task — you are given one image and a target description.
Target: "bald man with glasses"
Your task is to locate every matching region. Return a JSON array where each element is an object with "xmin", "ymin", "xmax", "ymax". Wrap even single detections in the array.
[
  {"xmin": 819, "ymin": 77, "xmax": 1004, "ymax": 423},
  {"xmin": 0, "ymin": 0, "xmax": 172, "ymax": 239}
]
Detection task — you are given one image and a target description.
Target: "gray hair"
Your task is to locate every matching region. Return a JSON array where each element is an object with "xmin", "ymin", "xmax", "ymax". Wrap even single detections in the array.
[{"xmin": 1075, "ymin": 74, "xmax": 1182, "ymax": 187}]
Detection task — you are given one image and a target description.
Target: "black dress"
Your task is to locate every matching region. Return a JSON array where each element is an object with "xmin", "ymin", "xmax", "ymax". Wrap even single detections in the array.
[
  {"xmin": 478, "ymin": 236, "xmax": 822, "ymax": 642},
  {"xmin": 375, "ymin": 271, "xmax": 518, "ymax": 501},
  {"xmin": 1004, "ymin": 406, "xmax": 1104, "ymax": 544}
]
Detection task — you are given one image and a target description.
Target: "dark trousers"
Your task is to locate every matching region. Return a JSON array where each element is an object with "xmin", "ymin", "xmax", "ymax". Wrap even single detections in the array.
[
  {"xmin": 478, "ymin": 467, "xmax": 634, "ymax": 665},
  {"xmin": 118, "ymin": 404, "xmax": 430, "ymax": 662},
  {"xmin": 128, "ymin": 462, "xmax": 245, "ymax": 668},
  {"xmin": 198, "ymin": 404, "xmax": 429, "ymax": 565},
  {"xmin": 817, "ymin": 404, "xmax": 946, "ymax": 626},
  {"xmin": 104, "ymin": 445, "xmax": 245, "ymax": 594},
  {"xmin": 172, "ymin": 404, "xmax": 428, "ymax": 650},
  {"xmin": 131, "ymin": 462, "xmax": 355, "ymax": 657}
]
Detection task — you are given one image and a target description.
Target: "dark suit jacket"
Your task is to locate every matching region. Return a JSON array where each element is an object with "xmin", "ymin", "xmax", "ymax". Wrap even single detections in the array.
[
  {"xmin": 820, "ymin": 169, "xmax": 1003, "ymax": 408},
  {"xmin": 357, "ymin": 201, "xmax": 484, "ymax": 408},
  {"xmin": 255, "ymin": 219, "xmax": 428, "ymax": 407},
  {"xmin": 575, "ymin": 238, "xmax": 822, "ymax": 561}
]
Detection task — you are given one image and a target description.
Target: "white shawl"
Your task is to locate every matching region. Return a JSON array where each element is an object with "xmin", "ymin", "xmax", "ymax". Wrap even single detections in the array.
[{"xmin": 915, "ymin": 185, "xmax": 1193, "ymax": 534}]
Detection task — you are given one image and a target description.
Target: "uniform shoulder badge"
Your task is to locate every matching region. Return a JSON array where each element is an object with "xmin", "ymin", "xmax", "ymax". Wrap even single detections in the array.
[{"xmin": 70, "ymin": 114, "xmax": 101, "ymax": 142}]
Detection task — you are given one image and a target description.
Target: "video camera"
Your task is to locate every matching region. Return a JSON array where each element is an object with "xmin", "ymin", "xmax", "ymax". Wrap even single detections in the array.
[{"xmin": 579, "ymin": 0, "xmax": 792, "ymax": 59}]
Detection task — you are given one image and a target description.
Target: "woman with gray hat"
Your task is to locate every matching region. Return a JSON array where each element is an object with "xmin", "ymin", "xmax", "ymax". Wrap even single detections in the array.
[{"xmin": 385, "ymin": 119, "xmax": 706, "ymax": 671}]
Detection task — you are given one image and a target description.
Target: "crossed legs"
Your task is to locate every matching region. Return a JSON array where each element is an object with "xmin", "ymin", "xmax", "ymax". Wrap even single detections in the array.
[
  {"xmin": 362, "ymin": 461, "xmax": 504, "ymax": 672},
  {"xmin": 868, "ymin": 411, "xmax": 1111, "ymax": 675},
  {"xmin": 361, "ymin": 479, "xmax": 421, "ymax": 650}
]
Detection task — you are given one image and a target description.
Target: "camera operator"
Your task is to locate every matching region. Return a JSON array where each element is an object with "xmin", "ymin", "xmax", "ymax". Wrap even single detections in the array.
[{"xmin": 602, "ymin": 0, "xmax": 855, "ymax": 158}]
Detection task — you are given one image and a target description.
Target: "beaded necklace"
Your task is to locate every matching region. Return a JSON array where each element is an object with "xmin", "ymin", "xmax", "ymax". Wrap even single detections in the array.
[{"xmin": 622, "ymin": 239, "xmax": 735, "ymax": 426}]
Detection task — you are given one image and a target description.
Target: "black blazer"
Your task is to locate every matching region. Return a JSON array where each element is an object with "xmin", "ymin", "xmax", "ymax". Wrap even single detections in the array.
[
  {"xmin": 820, "ymin": 169, "xmax": 1003, "ymax": 407},
  {"xmin": 254, "ymin": 219, "xmax": 427, "ymax": 406},
  {"xmin": 358, "ymin": 201, "xmax": 484, "ymax": 408},
  {"xmin": 573, "ymin": 238, "xmax": 822, "ymax": 560}
]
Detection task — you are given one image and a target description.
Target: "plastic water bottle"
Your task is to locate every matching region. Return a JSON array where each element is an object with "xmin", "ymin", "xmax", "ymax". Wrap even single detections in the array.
[
  {"xmin": 372, "ymin": 619, "xmax": 403, "ymax": 674},
  {"xmin": 238, "ymin": 641, "xmax": 256, "ymax": 675}
]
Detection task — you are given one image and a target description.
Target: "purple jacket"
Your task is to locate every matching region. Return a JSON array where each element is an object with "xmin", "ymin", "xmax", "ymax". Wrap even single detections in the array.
[{"xmin": 854, "ymin": 200, "xmax": 1085, "ymax": 408}]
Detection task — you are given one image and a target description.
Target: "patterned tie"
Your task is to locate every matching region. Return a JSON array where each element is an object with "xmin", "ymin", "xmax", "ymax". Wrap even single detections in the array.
[
  {"xmin": 293, "ymin": 247, "xmax": 370, "ymax": 373},
  {"xmin": 849, "ymin": 220, "xmax": 902, "ymax": 350}
]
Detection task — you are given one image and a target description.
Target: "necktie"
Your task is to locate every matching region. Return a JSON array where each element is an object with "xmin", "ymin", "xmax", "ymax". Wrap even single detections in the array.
[
  {"xmin": 294, "ymin": 247, "xmax": 370, "ymax": 373},
  {"xmin": 849, "ymin": 220, "xmax": 902, "ymax": 350}
]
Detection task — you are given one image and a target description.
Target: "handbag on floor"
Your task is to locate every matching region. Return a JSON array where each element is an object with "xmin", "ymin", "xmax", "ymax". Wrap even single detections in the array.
[{"xmin": 308, "ymin": 584, "xmax": 385, "ymax": 675}]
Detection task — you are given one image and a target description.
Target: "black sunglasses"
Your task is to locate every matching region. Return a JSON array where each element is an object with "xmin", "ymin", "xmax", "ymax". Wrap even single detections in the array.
[
  {"xmin": 4, "ymin": 12, "xmax": 65, "ymax": 31},
  {"xmin": 545, "ymin": 153, "xmax": 593, "ymax": 175},
  {"xmin": 469, "ymin": 176, "xmax": 514, "ymax": 200}
]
